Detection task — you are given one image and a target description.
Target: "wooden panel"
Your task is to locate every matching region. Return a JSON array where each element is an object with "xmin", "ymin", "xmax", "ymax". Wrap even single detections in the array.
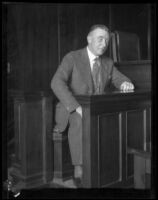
[
  {"xmin": 7, "ymin": 94, "xmax": 15, "ymax": 167},
  {"xmin": 22, "ymin": 101, "xmax": 43, "ymax": 178},
  {"xmin": 146, "ymin": 108, "xmax": 151, "ymax": 150},
  {"xmin": 77, "ymin": 90, "xmax": 151, "ymax": 188},
  {"xmin": 98, "ymin": 113, "xmax": 121, "ymax": 186},
  {"xmin": 90, "ymin": 115, "xmax": 100, "ymax": 187},
  {"xmin": 127, "ymin": 109, "xmax": 146, "ymax": 151},
  {"xmin": 127, "ymin": 154, "xmax": 134, "ymax": 178},
  {"xmin": 82, "ymin": 106, "xmax": 92, "ymax": 188},
  {"xmin": 44, "ymin": 97, "xmax": 54, "ymax": 182},
  {"xmin": 14, "ymin": 100, "xmax": 23, "ymax": 165},
  {"xmin": 7, "ymin": 95, "xmax": 14, "ymax": 141},
  {"xmin": 10, "ymin": 5, "xmax": 58, "ymax": 91},
  {"xmin": 59, "ymin": 4, "xmax": 109, "ymax": 60},
  {"xmin": 11, "ymin": 95, "xmax": 54, "ymax": 189}
]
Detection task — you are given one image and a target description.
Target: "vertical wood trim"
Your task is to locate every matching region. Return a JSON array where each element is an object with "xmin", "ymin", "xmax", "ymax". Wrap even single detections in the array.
[
  {"xmin": 143, "ymin": 109, "xmax": 147, "ymax": 151},
  {"xmin": 147, "ymin": 4, "xmax": 151, "ymax": 59},
  {"xmin": 21, "ymin": 101, "xmax": 27, "ymax": 176},
  {"xmin": 115, "ymin": 32, "xmax": 120, "ymax": 62},
  {"xmin": 121, "ymin": 111, "xmax": 128, "ymax": 181},
  {"xmin": 108, "ymin": 4, "xmax": 112, "ymax": 31},
  {"xmin": 125, "ymin": 111, "xmax": 128, "ymax": 179},
  {"xmin": 111, "ymin": 33, "xmax": 117, "ymax": 62},
  {"xmin": 42, "ymin": 97, "xmax": 46, "ymax": 183},
  {"xmin": 150, "ymin": 108, "xmax": 151, "ymax": 151},
  {"xmin": 97, "ymin": 115, "xmax": 100, "ymax": 187},
  {"xmin": 109, "ymin": 4, "xmax": 112, "ymax": 58},
  {"xmin": 119, "ymin": 113, "xmax": 122, "ymax": 181},
  {"xmin": 57, "ymin": 4, "xmax": 61, "ymax": 65},
  {"xmin": 18, "ymin": 103, "xmax": 21, "ymax": 161}
]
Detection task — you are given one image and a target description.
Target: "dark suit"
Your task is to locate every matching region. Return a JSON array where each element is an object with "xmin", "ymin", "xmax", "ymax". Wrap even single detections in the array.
[{"xmin": 51, "ymin": 47, "xmax": 131, "ymax": 165}]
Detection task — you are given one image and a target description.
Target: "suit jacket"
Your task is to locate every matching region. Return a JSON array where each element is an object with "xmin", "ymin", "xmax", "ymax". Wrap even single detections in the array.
[{"xmin": 51, "ymin": 47, "xmax": 131, "ymax": 131}]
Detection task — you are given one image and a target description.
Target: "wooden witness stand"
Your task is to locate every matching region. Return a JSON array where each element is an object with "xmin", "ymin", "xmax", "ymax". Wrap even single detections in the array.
[
  {"xmin": 5, "ymin": 60, "xmax": 151, "ymax": 194},
  {"xmin": 76, "ymin": 90, "xmax": 151, "ymax": 188},
  {"xmin": 6, "ymin": 89, "xmax": 151, "ymax": 192}
]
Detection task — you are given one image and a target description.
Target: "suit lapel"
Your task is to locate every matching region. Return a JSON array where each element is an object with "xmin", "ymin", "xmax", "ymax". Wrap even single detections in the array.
[
  {"xmin": 100, "ymin": 58, "xmax": 109, "ymax": 92},
  {"xmin": 78, "ymin": 48, "xmax": 110, "ymax": 94},
  {"xmin": 79, "ymin": 48, "xmax": 94, "ymax": 93}
]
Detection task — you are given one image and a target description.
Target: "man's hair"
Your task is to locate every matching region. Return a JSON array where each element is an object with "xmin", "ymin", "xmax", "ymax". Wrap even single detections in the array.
[{"xmin": 88, "ymin": 24, "xmax": 110, "ymax": 36}]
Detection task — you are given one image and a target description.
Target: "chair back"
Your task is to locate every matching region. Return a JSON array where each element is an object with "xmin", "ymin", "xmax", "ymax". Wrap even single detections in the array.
[{"xmin": 111, "ymin": 31, "xmax": 141, "ymax": 62}]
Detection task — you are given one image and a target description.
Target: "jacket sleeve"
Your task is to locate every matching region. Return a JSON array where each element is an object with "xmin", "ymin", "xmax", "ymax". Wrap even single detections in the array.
[
  {"xmin": 51, "ymin": 52, "xmax": 80, "ymax": 113},
  {"xmin": 110, "ymin": 61, "xmax": 132, "ymax": 89}
]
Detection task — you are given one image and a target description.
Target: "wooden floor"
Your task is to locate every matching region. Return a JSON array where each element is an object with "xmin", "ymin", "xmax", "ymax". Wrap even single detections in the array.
[{"xmin": 3, "ymin": 177, "xmax": 78, "ymax": 199}]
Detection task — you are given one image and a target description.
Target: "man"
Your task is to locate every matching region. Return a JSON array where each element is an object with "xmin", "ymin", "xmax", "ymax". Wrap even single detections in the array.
[{"xmin": 51, "ymin": 24, "xmax": 134, "ymax": 187}]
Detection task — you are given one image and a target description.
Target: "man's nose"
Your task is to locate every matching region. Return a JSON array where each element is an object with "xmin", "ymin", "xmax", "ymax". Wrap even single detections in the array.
[{"xmin": 102, "ymin": 39, "xmax": 106, "ymax": 47}]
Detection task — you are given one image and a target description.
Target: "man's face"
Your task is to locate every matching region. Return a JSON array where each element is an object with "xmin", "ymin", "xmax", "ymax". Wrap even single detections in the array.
[{"xmin": 87, "ymin": 28, "xmax": 110, "ymax": 56}]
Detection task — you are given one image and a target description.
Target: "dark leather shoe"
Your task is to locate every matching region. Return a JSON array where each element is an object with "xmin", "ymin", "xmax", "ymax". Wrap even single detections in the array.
[{"xmin": 73, "ymin": 177, "xmax": 82, "ymax": 188}]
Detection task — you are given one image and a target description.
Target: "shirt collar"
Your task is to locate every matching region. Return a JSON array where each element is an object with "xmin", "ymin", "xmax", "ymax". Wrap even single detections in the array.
[{"xmin": 87, "ymin": 46, "xmax": 98, "ymax": 62}]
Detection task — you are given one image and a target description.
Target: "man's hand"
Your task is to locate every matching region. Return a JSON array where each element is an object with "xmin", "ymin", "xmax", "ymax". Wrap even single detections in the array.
[
  {"xmin": 76, "ymin": 106, "xmax": 82, "ymax": 118},
  {"xmin": 120, "ymin": 81, "xmax": 134, "ymax": 92}
]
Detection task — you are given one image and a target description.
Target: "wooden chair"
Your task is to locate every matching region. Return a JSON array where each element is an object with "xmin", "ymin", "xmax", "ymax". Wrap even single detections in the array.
[
  {"xmin": 128, "ymin": 142, "xmax": 151, "ymax": 189},
  {"xmin": 111, "ymin": 31, "xmax": 141, "ymax": 62},
  {"xmin": 133, "ymin": 150, "xmax": 151, "ymax": 189}
]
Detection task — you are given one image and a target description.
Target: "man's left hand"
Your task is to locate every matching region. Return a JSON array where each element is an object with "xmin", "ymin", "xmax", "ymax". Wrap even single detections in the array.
[{"xmin": 120, "ymin": 81, "xmax": 134, "ymax": 91}]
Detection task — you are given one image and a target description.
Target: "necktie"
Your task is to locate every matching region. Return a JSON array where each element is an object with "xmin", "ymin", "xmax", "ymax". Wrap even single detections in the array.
[{"xmin": 92, "ymin": 57, "xmax": 101, "ymax": 94}]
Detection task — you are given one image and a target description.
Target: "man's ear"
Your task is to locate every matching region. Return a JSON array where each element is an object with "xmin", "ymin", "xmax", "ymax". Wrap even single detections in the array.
[{"xmin": 87, "ymin": 35, "xmax": 91, "ymax": 44}]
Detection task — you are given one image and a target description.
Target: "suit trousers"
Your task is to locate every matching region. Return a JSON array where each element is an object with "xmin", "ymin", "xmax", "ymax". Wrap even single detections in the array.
[
  {"xmin": 68, "ymin": 112, "xmax": 82, "ymax": 166},
  {"xmin": 55, "ymin": 109, "xmax": 82, "ymax": 166}
]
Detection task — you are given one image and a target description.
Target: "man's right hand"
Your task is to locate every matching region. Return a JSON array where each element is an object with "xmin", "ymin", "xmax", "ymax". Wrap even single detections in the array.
[{"xmin": 76, "ymin": 106, "xmax": 82, "ymax": 118}]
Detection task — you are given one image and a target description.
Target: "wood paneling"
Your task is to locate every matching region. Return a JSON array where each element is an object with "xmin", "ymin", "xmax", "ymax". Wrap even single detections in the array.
[
  {"xmin": 99, "ymin": 113, "xmax": 120, "ymax": 186},
  {"xmin": 8, "ymin": 4, "xmax": 58, "ymax": 91},
  {"xmin": 59, "ymin": 4, "xmax": 109, "ymax": 60},
  {"xmin": 7, "ymin": 89, "xmax": 151, "ymax": 190},
  {"xmin": 77, "ymin": 89, "xmax": 151, "ymax": 188},
  {"xmin": 127, "ymin": 110, "xmax": 145, "ymax": 150},
  {"xmin": 6, "ymin": 4, "xmax": 151, "ymax": 91},
  {"xmin": 9, "ymin": 91, "xmax": 54, "ymax": 190}
]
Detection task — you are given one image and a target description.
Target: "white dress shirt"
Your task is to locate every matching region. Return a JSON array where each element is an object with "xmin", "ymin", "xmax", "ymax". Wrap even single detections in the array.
[
  {"xmin": 87, "ymin": 46, "xmax": 99, "ymax": 72},
  {"xmin": 87, "ymin": 46, "xmax": 102, "ymax": 93}
]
